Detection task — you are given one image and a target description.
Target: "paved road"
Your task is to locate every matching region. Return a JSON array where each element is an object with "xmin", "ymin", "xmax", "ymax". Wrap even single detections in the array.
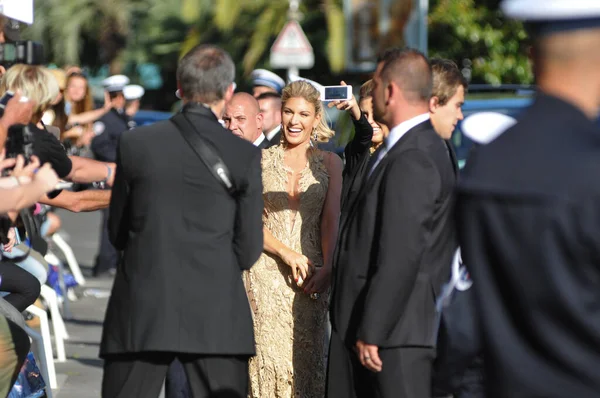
[
  {"xmin": 49, "ymin": 209, "xmax": 168, "ymax": 398},
  {"xmin": 49, "ymin": 209, "xmax": 109, "ymax": 398}
]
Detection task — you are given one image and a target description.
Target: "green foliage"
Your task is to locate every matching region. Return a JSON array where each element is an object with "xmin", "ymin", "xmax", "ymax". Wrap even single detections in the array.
[{"xmin": 428, "ymin": 0, "xmax": 533, "ymax": 84}]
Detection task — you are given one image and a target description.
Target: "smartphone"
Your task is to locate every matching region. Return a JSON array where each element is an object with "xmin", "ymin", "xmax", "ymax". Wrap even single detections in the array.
[{"xmin": 319, "ymin": 85, "xmax": 352, "ymax": 102}]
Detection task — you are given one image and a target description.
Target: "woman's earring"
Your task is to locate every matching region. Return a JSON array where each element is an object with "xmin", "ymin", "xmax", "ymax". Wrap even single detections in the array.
[{"xmin": 313, "ymin": 128, "xmax": 318, "ymax": 142}]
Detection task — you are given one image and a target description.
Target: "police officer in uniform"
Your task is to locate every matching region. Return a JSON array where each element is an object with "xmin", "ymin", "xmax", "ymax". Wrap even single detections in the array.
[
  {"xmin": 91, "ymin": 75, "xmax": 132, "ymax": 277},
  {"xmin": 250, "ymin": 68, "xmax": 285, "ymax": 98},
  {"xmin": 456, "ymin": 1, "xmax": 600, "ymax": 396},
  {"xmin": 124, "ymin": 84, "xmax": 145, "ymax": 129}
]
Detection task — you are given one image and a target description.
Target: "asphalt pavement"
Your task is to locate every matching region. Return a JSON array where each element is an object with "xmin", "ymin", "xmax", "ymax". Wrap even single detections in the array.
[{"xmin": 24, "ymin": 209, "xmax": 112, "ymax": 398}]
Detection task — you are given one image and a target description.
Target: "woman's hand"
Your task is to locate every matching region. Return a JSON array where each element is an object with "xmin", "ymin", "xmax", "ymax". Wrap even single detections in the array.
[
  {"xmin": 62, "ymin": 126, "xmax": 84, "ymax": 140},
  {"xmin": 11, "ymin": 155, "xmax": 40, "ymax": 179},
  {"xmin": 76, "ymin": 130, "xmax": 95, "ymax": 147},
  {"xmin": 3, "ymin": 227, "xmax": 16, "ymax": 253},
  {"xmin": 303, "ymin": 267, "xmax": 332, "ymax": 294},
  {"xmin": 280, "ymin": 247, "xmax": 314, "ymax": 283}
]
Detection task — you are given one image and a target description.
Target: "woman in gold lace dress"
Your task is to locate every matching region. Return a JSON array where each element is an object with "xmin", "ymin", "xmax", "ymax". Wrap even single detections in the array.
[{"xmin": 246, "ymin": 81, "xmax": 343, "ymax": 398}]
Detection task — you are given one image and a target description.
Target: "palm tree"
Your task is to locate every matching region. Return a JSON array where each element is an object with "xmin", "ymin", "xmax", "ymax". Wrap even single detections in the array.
[
  {"xmin": 24, "ymin": 0, "xmax": 143, "ymax": 73},
  {"xmin": 181, "ymin": 0, "xmax": 345, "ymax": 76}
]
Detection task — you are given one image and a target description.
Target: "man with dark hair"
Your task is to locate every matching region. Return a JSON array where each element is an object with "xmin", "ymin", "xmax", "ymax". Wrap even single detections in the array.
[
  {"xmin": 256, "ymin": 92, "xmax": 282, "ymax": 146},
  {"xmin": 429, "ymin": 58, "xmax": 468, "ymax": 139},
  {"xmin": 457, "ymin": 1, "xmax": 600, "ymax": 396},
  {"xmin": 327, "ymin": 47, "xmax": 457, "ymax": 398},
  {"xmin": 100, "ymin": 44, "xmax": 264, "ymax": 397}
]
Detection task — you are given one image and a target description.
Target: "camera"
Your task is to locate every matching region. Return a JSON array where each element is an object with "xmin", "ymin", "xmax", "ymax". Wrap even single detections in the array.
[
  {"xmin": 0, "ymin": 41, "xmax": 43, "ymax": 68},
  {"xmin": 0, "ymin": 91, "xmax": 34, "ymax": 175}
]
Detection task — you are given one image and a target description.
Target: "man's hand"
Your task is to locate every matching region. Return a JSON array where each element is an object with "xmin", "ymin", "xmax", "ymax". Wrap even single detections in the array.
[
  {"xmin": 356, "ymin": 340, "xmax": 383, "ymax": 372},
  {"xmin": 303, "ymin": 266, "xmax": 331, "ymax": 294},
  {"xmin": 1, "ymin": 91, "xmax": 35, "ymax": 129}
]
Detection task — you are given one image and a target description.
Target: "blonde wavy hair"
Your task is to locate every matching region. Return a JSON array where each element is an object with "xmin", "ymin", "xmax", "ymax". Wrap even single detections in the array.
[
  {"xmin": 0, "ymin": 65, "xmax": 59, "ymax": 121},
  {"xmin": 281, "ymin": 81, "xmax": 334, "ymax": 143}
]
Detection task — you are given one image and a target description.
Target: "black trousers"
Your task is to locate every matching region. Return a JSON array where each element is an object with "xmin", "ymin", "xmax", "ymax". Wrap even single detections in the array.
[
  {"xmin": 102, "ymin": 352, "xmax": 249, "ymax": 398},
  {"xmin": 326, "ymin": 329, "xmax": 435, "ymax": 398},
  {"xmin": 0, "ymin": 262, "xmax": 41, "ymax": 312},
  {"xmin": 93, "ymin": 207, "xmax": 118, "ymax": 276}
]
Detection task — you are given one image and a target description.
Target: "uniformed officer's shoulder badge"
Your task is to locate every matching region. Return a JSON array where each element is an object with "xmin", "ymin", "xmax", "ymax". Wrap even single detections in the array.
[
  {"xmin": 452, "ymin": 248, "xmax": 472, "ymax": 292},
  {"xmin": 436, "ymin": 248, "xmax": 473, "ymax": 311}
]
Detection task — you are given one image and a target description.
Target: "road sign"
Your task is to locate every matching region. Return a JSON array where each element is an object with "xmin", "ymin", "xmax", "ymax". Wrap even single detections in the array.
[
  {"xmin": 270, "ymin": 20, "xmax": 315, "ymax": 69},
  {"xmin": 0, "ymin": 0, "xmax": 34, "ymax": 24}
]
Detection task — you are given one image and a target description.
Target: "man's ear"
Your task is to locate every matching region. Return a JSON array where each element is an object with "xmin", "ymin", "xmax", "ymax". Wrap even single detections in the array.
[
  {"xmin": 429, "ymin": 96, "xmax": 440, "ymax": 113},
  {"xmin": 224, "ymin": 83, "xmax": 235, "ymax": 103},
  {"xmin": 385, "ymin": 82, "xmax": 395, "ymax": 107},
  {"xmin": 175, "ymin": 80, "xmax": 183, "ymax": 99},
  {"xmin": 256, "ymin": 112, "xmax": 264, "ymax": 131}
]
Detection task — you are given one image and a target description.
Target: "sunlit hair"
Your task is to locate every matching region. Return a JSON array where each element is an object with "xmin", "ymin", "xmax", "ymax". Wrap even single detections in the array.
[
  {"xmin": 281, "ymin": 81, "xmax": 334, "ymax": 143},
  {"xmin": 0, "ymin": 64, "xmax": 59, "ymax": 117},
  {"xmin": 359, "ymin": 79, "xmax": 374, "ymax": 102},
  {"xmin": 65, "ymin": 72, "xmax": 94, "ymax": 115},
  {"xmin": 431, "ymin": 58, "xmax": 468, "ymax": 106}
]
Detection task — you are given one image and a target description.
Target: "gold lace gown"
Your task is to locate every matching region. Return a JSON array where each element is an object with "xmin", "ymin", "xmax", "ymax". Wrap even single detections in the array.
[{"xmin": 247, "ymin": 145, "xmax": 330, "ymax": 398}]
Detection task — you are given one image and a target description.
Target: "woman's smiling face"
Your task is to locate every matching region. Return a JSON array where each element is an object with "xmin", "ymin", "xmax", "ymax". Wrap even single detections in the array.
[{"xmin": 281, "ymin": 96, "xmax": 320, "ymax": 146}]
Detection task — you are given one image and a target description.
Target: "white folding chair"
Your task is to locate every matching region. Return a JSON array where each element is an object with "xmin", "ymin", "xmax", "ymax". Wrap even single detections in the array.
[
  {"xmin": 40, "ymin": 285, "xmax": 68, "ymax": 361},
  {"xmin": 51, "ymin": 233, "xmax": 86, "ymax": 286},
  {"xmin": 44, "ymin": 252, "xmax": 73, "ymax": 319},
  {"xmin": 24, "ymin": 306, "xmax": 57, "ymax": 392}
]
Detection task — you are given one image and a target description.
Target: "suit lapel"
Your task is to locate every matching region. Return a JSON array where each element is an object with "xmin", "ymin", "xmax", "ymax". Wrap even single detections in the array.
[
  {"xmin": 446, "ymin": 140, "xmax": 458, "ymax": 176},
  {"xmin": 340, "ymin": 120, "xmax": 432, "ymax": 233}
]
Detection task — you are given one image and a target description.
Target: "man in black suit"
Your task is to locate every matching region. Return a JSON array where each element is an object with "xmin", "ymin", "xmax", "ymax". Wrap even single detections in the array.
[
  {"xmin": 327, "ymin": 48, "xmax": 457, "ymax": 398},
  {"xmin": 223, "ymin": 92, "xmax": 271, "ymax": 148},
  {"xmin": 100, "ymin": 45, "xmax": 264, "ymax": 398},
  {"xmin": 256, "ymin": 92, "xmax": 282, "ymax": 146},
  {"xmin": 456, "ymin": 3, "xmax": 600, "ymax": 397}
]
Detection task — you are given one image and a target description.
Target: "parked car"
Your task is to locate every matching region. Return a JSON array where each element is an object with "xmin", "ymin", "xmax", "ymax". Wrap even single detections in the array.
[
  {"xmin": 129, "ymin": 86, "xmax": 536, "ymax": 168},
  {"xmin": 451, "ymin": 97, "xmax": 533, "ymax": 168},
  {"xmin": 133, "ymin": 110, "xmax": 172, "ymax": 126}
]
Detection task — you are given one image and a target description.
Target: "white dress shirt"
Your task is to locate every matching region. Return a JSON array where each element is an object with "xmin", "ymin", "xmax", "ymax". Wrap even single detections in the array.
[
  {"xmin": 369, "ymin": 113, "xmax": 430, "ymax": 176},
  {"xmin": 253, "ymin": 133, "xmax": 267, "ymax": 147},
  {"xmin": 266, "ymin": 125, "xmax": 281, "ymax": 141}
]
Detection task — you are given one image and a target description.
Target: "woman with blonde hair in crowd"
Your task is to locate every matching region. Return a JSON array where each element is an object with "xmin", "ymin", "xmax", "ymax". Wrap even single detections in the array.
[{"xmin": 246, "ymin": 80, "xmax": 343, "ymax": 397}]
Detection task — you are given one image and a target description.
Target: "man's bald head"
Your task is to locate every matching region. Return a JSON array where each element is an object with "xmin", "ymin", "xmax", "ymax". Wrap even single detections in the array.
[
  {"xmin": 532, "ymin": 27, "xmax": 600, "ymax": 119},
  {"xmin": 223, "ymin": 92, "xmax": 264, "ymax": 142}
]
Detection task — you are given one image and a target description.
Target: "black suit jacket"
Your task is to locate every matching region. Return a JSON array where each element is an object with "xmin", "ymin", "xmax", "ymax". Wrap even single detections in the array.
[
  {"xmin": 266, "ymin": 127, "xmax": 281, "ymax": 147},
  {"xmin": 330, "ymin": 119, "xmax": 457, "ymax": 349},
  {"xmin": 457, "ymin": 93, "xmax": 600, "ymax": 397},
  {"xmin": 100, "ymin": 105, "xmax": 264, "ymax": 357},
  {"xmin": 256, "ymin": 135, "xmax": 272, "ymax": 149},
  {"xmin": 340, "ymin": 113, "xmax": 374, "ymax": 215}
]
